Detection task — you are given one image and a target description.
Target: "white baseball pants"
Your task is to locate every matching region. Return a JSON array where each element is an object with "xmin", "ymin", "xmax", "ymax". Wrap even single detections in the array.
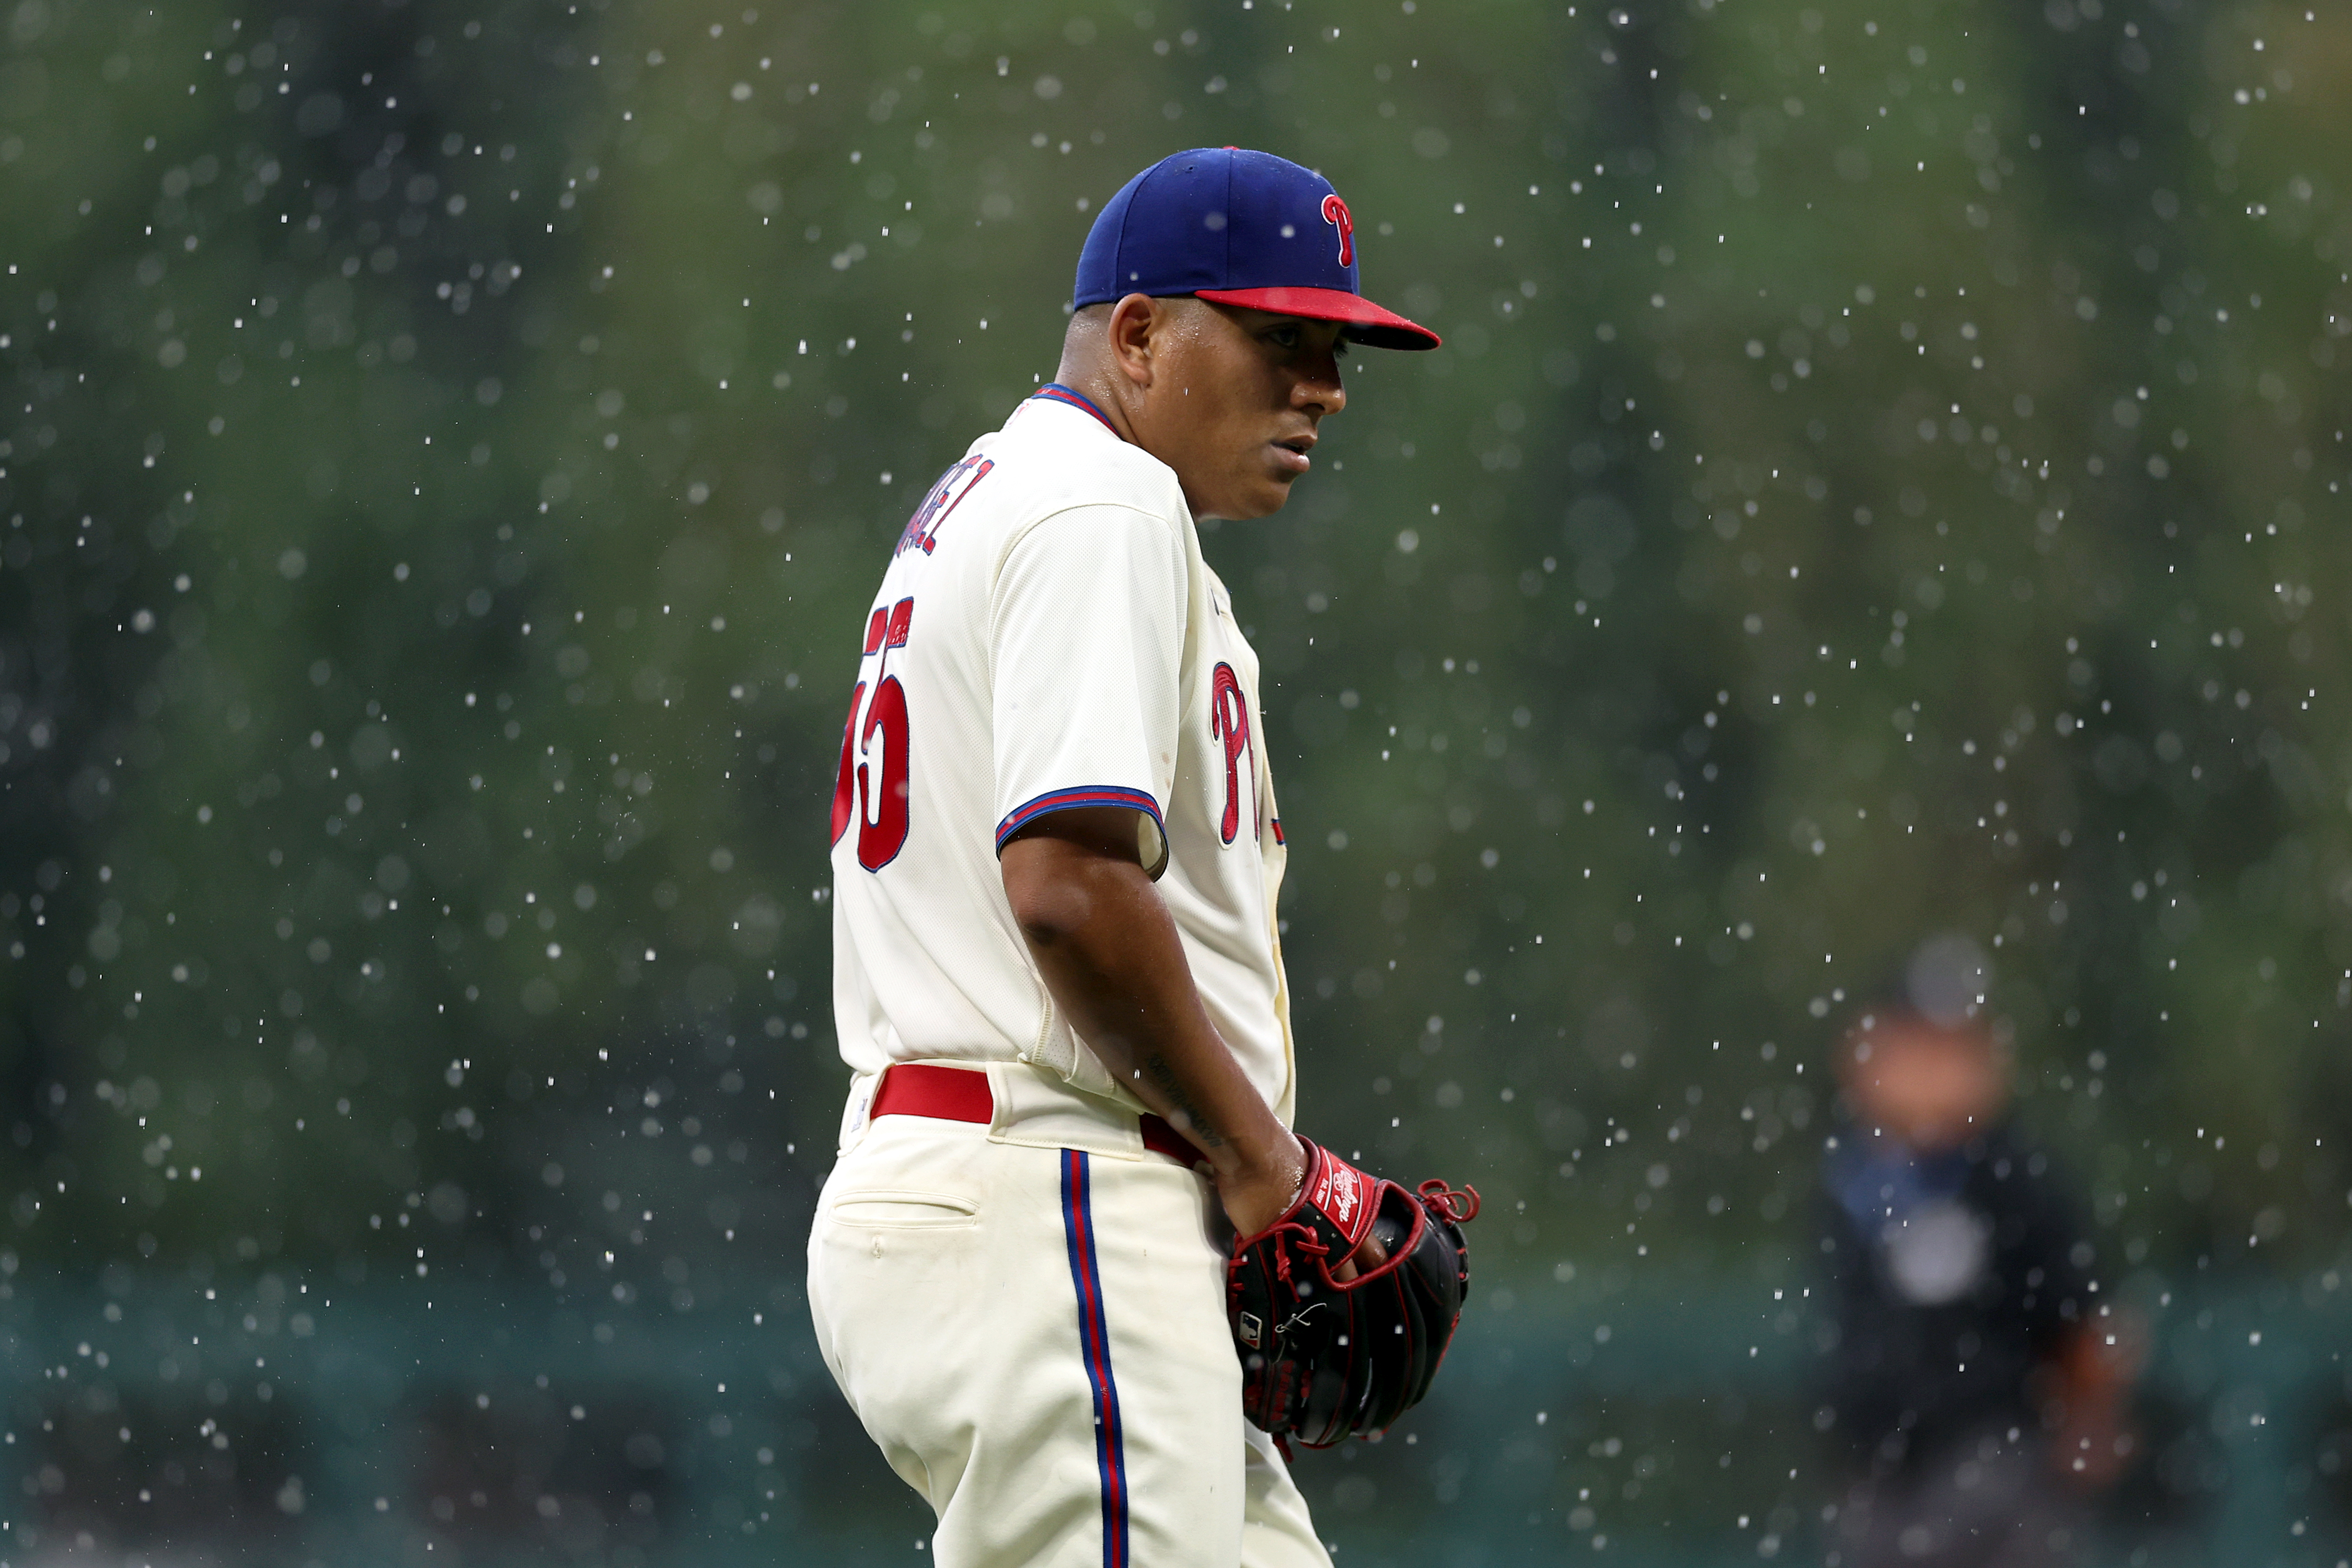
[{"xmin": 807, "ymin": 1064, "xmax": 1332, "ymax": 1568}]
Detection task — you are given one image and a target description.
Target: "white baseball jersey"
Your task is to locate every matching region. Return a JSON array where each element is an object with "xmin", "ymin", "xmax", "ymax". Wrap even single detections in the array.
[{"xmin": 826, "ymin": 384, "xmax": 1296, "ymax": 1121}]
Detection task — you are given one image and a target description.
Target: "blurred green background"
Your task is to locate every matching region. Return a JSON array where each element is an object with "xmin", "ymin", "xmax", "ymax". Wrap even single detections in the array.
[{"xmin": 3, "ymin": 0, "xmax": 2348, "ymax": 1561}]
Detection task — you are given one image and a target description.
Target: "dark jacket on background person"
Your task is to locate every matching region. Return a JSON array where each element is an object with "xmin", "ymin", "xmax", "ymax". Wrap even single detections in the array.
[{"xmin": 1815, "ymin": 1117, "xmax": 2097, "ymax": 1475}]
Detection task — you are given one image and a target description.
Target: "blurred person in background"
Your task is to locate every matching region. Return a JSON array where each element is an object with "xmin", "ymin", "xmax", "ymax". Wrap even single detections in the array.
[{"xmin": 1815, "ymin": 937, "xmax": 2140, "ymax": 1567}]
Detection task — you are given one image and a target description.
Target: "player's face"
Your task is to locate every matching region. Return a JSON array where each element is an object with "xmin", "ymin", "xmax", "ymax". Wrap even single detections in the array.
[{"xmin": 1145, "ymin": 303, "xmax": 1348, "ymax": 521}]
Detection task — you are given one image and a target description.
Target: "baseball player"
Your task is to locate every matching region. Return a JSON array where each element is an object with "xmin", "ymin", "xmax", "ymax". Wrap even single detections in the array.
[{"xmin": 808, "ymin": 148, "xmax": 1441, "ymax": 1567}]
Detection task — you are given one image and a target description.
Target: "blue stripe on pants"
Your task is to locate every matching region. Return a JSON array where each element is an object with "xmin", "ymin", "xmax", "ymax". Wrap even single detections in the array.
[{"xmin": 1061, "ymin": 1149, "xmax": 1129, "ymax": 1568}]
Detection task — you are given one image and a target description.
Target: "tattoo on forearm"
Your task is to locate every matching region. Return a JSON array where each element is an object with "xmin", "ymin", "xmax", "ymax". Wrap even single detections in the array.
[{"xmin": 1143, "ymin": 1054, "xmax": 1224, "ymax": 1149}]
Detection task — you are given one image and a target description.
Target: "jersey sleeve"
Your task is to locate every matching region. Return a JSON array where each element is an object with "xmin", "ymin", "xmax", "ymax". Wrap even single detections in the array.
[{"xmin": 989, "ymin": 502, "xmax": 1185, "ymax": 878}]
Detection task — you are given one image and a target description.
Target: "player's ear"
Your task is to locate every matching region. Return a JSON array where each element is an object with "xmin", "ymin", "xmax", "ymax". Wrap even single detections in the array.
[{"xmin": 1106, "ymin": 293, "xmax": 1158, "ymax": 387}]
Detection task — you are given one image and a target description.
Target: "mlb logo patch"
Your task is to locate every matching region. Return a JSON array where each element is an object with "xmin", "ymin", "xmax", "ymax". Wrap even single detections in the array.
[{"xmin": 1239, "ymin": 1311, "xmax": 1264, "ymax": 1350}]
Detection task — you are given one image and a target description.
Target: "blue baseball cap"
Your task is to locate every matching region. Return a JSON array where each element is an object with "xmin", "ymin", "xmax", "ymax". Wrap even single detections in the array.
[{"xmin": 1074, "ymin": 147, "xmax": 1439, "ymax": 351}]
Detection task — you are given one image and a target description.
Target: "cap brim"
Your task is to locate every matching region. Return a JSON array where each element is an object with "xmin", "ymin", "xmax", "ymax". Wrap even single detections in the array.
[{"xmin": 1194, "ymin": 286, "xmax": 1441, "ymax": 351}]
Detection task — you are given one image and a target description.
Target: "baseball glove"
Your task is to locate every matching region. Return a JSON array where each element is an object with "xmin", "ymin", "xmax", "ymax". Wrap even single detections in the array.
[{"xmin": 1226, "ymin": 1138, "xmax": 1480, "ymax": 1447}]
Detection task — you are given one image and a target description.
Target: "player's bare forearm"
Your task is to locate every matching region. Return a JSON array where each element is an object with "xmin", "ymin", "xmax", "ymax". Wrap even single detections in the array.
[
  {"xmin": 999, "ymin": 806, "xmax": 1305, "ymax": 1232},
  {"xmin": 2047, "ymin": 1315, "xmax": 2143, "ymax": 1488}
]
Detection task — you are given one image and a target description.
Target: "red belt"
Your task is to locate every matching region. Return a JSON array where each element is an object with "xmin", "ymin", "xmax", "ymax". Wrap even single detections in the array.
[{"xmin": 871, "ymin": 1063, "xmax": 1202, "ymax": 1167}]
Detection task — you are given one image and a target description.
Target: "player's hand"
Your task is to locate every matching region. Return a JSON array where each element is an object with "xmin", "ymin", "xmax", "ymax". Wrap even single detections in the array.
[
  {"xmin": 1213, "ymin": 1131, "xmax": 1308, "ymax": 1240},
  {"xmin": 1214, "ymin": 1133, "xmax": 1387, "ymax": 1281},
  {"xmin": 1333, "ymin": 1228, "xmax": 1387, "ymax": 1283}
]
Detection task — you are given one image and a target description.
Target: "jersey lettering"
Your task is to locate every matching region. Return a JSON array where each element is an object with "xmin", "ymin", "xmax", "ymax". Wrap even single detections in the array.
[
  {"xmin": 896, "ymin": 456, "xmax": 995, "ymax": 557},
  {"xmin": 832, "ymin": 596, "xmax": 916, "ymax": 868},
  {"xmin": 1209, "ymin": 661, "xmax": 1256, "ymax": 846}
]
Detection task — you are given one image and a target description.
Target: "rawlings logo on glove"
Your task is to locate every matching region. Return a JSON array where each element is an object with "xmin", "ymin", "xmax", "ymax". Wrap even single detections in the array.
[
  {"xmin": 1225, "ymin": 1138, "xmax": 1479, "ymax": 1448},
  {"xmin": 1311, "ymin": 1159, "xmax": 1364, "ymax": 1231}
]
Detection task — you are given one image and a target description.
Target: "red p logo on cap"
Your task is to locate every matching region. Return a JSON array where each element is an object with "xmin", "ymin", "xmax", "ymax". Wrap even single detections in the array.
[{"xmin": 1320, "ymin": 193, "xmax": 1354, "ymax": 267}]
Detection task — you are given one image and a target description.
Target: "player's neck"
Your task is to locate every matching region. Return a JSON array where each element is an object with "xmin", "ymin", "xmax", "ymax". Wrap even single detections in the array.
[{"xmin": 1044, "ymin": 364, "xmax": 1140, "ymax": 447}]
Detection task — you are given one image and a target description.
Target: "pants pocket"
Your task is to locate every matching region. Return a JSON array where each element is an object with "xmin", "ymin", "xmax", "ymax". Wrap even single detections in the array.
[{"xmin": 825, "ymin": 1189, "xmax": 982, "ymax": 1229}]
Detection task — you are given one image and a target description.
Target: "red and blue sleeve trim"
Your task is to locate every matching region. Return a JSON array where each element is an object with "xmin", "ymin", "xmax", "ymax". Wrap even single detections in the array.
[
  {"xmin": 1031, "ymin": 382, "xmax": 1120, "ymax": 437},
  {"xmin": 1062, "ymin": 1150, "xmax": 1131, "ymax": 1568},
  {"xmin": 995, "ymin": 786, "xmax": 1165, "ymax": 851}
]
